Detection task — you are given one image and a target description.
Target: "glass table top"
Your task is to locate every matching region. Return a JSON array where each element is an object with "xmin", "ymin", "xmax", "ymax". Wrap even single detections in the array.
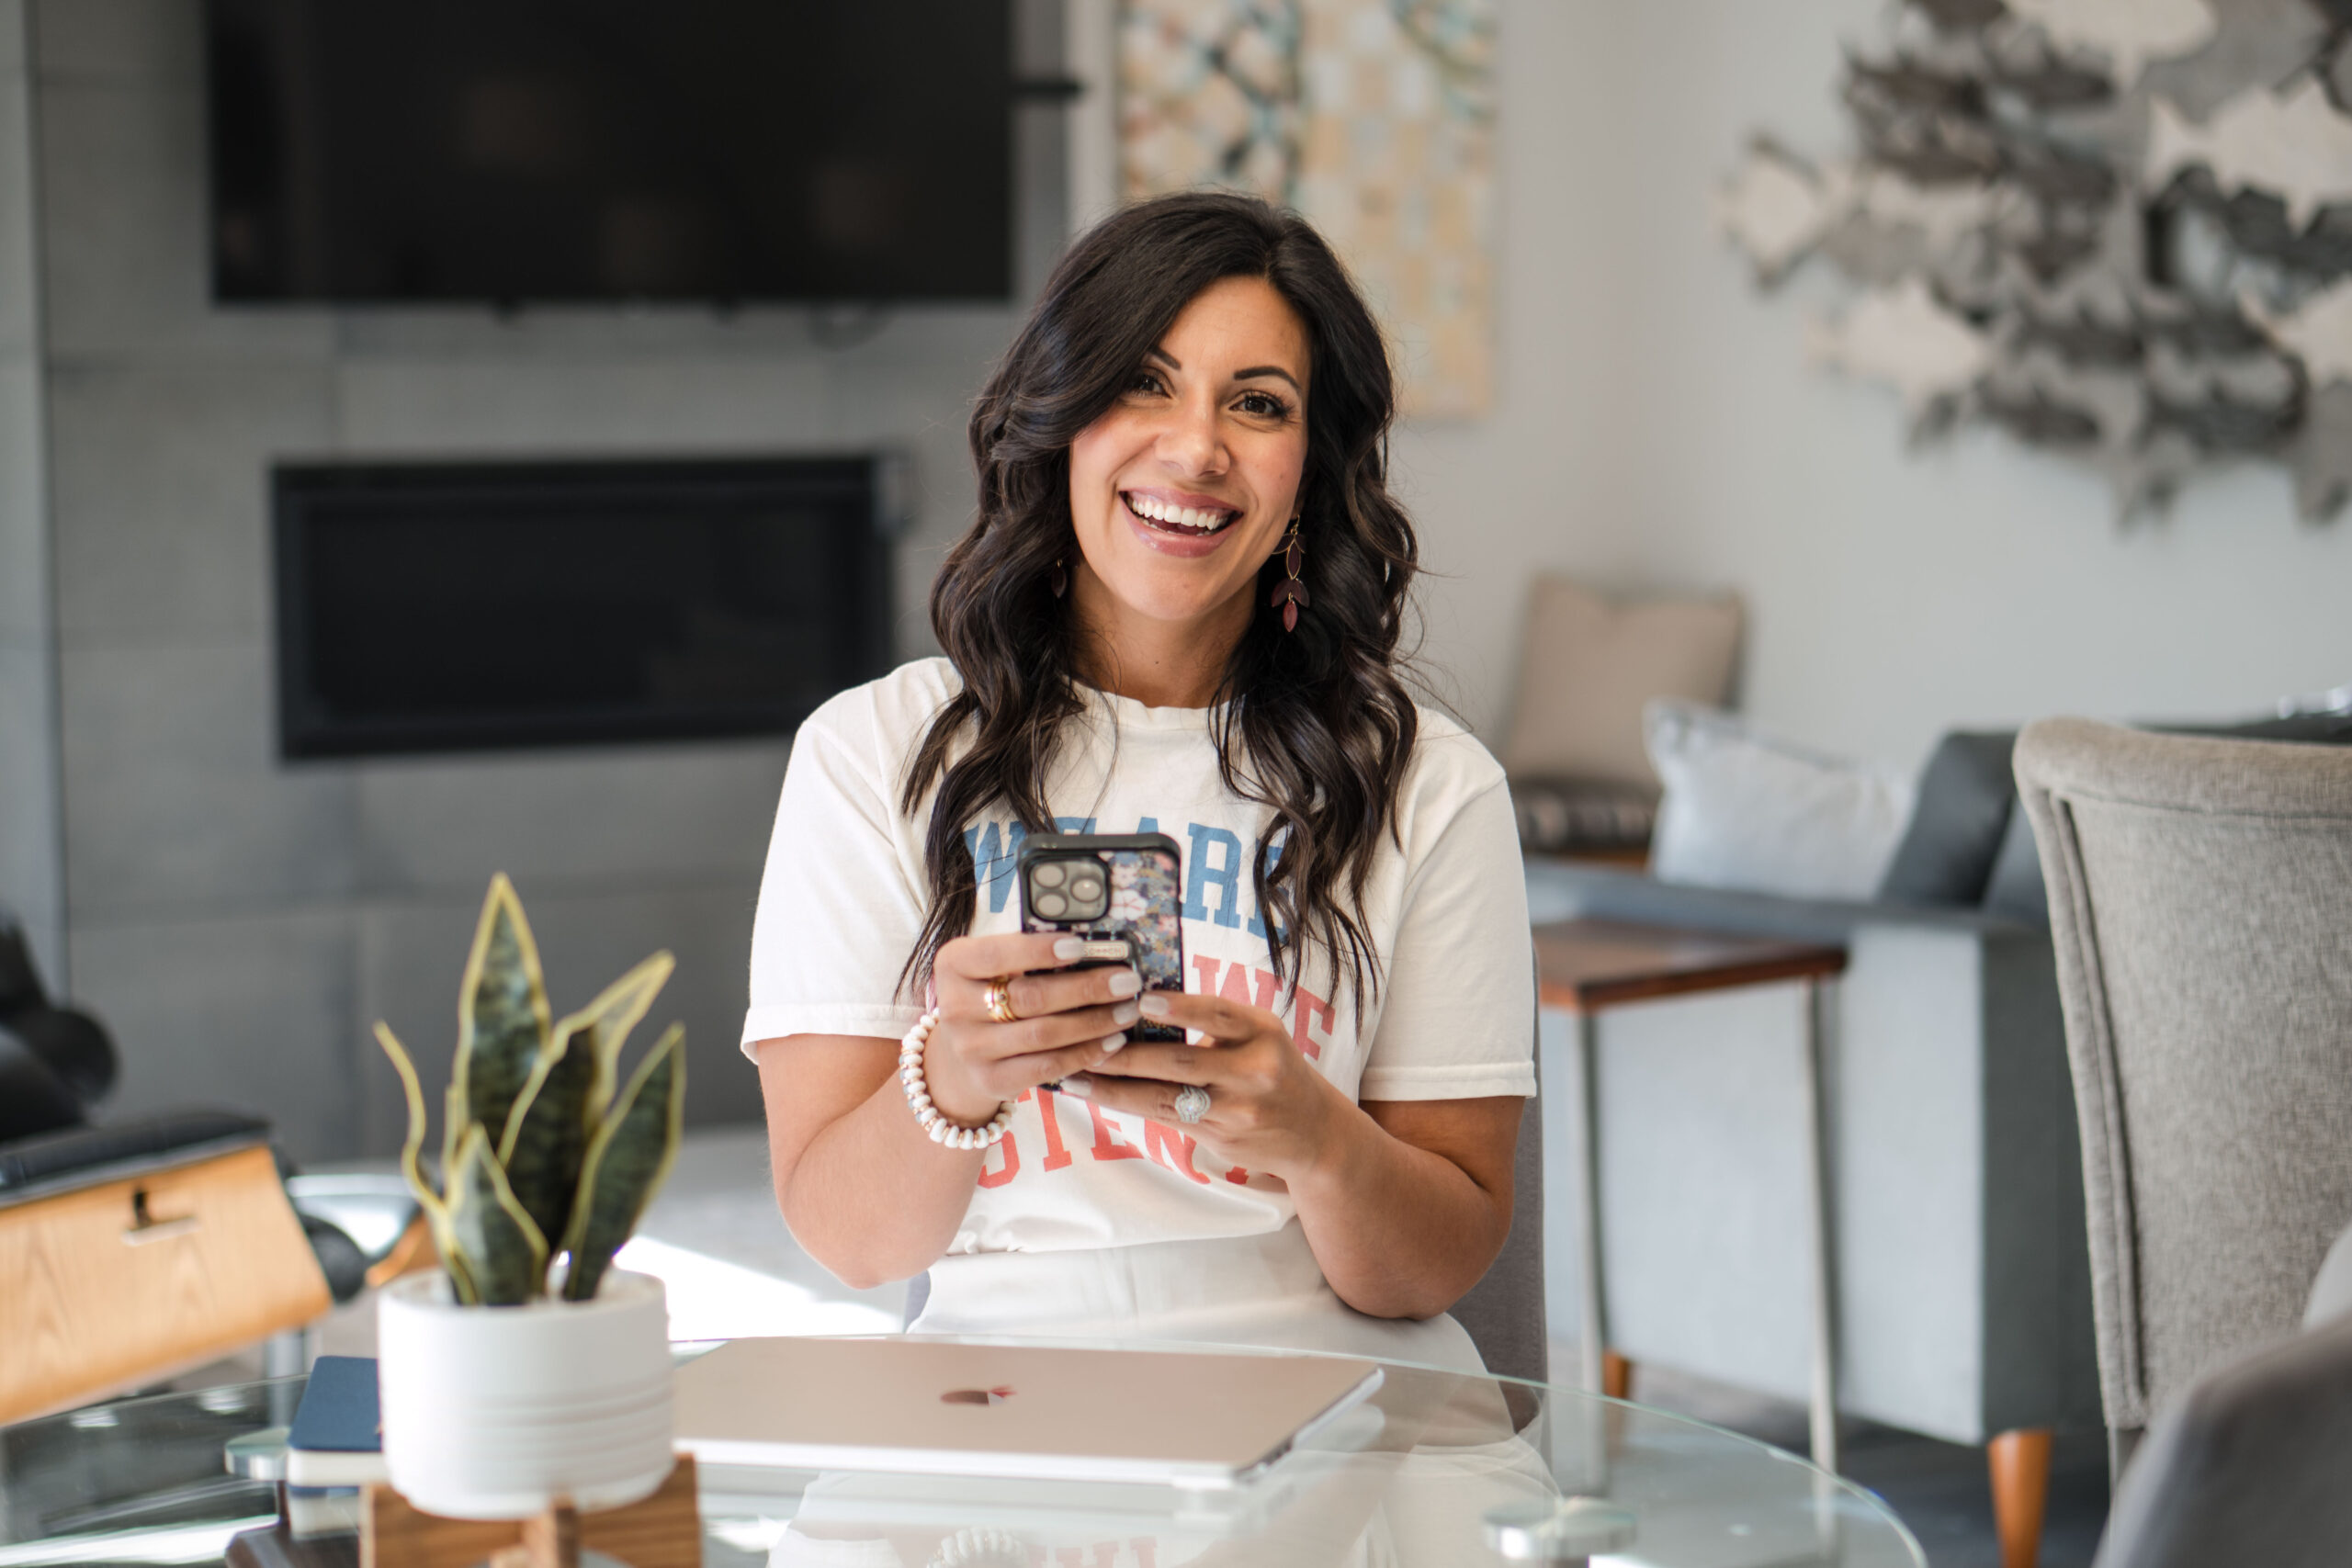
[{"xmin": 0, "ymin": 1339, "xmax": 1924, "ymax": 1568}]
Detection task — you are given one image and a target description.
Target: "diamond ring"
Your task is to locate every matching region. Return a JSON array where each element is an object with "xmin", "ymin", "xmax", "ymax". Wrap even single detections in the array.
[{"xmin": 1173, "ymin": 1085, "xmax": 1212, "ymax": 1124}]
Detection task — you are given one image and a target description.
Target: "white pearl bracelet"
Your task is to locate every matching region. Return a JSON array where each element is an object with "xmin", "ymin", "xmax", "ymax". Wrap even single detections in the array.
[{"xmin": 899, "ymin": 1008, "xmax": 1014, "ymax": 1150}]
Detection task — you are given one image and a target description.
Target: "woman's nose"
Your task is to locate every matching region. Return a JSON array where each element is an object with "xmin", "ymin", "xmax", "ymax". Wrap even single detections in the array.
[{"xmin": 1154, "ymin": 399, "xmax": 1227, "ymax": 476}]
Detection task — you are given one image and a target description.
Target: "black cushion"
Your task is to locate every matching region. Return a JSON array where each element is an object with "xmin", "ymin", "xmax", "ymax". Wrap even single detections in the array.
[
  {"xmin": 4, "ymin": 1003, "xmax": 115, "ymax": 1104},
  {"xmin": 300, "ymin": 1212, "xmax": 373, "ymax": 1304},
  {"xmin": 0, "ymin": 913, "xmax": 118, "ymax": 1117},
  {"xmin": 0, "ymin": 1022, "xmax": 85, "ymax": 1144},
  {"xmin": 0, "ymin": 913, "xmax": 48, "ymax": 1012},
  {"xmin": 0, "ymin": 1111, "xmax": 271, "ymax": 1202},
  {"xmin": 1876, "ymin": 730, "xmax": 2018, "ymax": 907},
  {"xmin": 1508, "ymin": 775, "xmax": 1657, "ymax": 855}
]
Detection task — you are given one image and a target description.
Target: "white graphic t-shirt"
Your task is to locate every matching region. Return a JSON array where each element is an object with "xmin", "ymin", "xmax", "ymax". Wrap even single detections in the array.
[{"xmin": 741, "ymin": 658, "xmax": 1535, "ymax": 1258}]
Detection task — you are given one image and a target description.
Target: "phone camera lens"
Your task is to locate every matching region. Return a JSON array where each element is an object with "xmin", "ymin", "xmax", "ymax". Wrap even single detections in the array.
[
  {"xmin": 1032, "ymin": 862, "xmax": 1067, "ymax": 888},
  {"xmin": 1069, "ymin": 874, "xmax": 1103, "ymax": 902},
  {"xmin": 1035, "ymin": 891, "xmax": 1069, "ymax": 919}
]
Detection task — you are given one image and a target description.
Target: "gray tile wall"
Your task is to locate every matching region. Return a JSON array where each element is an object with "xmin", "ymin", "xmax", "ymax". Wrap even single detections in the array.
[
  {"xmin": 28, "ymin": 0, "xmax": 1058, "ymax": 1160},
  {"xmin": 49, "ymin": 365, "xmax": 332, "ymax": 640},
  {"xmin": 76, "ymin": 904, "xmax": 362, "ymax": 1147},
  {"xmin": 0, "ymin": 0, "xmax": 64, "ymax": 985}
]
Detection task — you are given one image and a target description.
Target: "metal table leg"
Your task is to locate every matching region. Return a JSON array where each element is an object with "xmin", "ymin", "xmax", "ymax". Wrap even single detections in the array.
[
  {"xmin": 1799, "ymin": 977, "xmax": 1840, "ymax": 1475},
  {"xmin": 1574, "ymin": 1010, "xmax": 1607, "ymax": 1402},
  {"xmin": 1571, "ymin": 1010, "xmax": 1613, "ymax": 1493},
  {"xmin": 262, "ymin": 1326, "xmax": 314, "ymax": 1382}
]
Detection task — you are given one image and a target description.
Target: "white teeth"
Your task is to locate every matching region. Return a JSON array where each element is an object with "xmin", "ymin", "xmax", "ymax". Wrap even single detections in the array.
[{"xmin": 1125, "ymin": 493, "xmax": 1234, "ymax": 531}]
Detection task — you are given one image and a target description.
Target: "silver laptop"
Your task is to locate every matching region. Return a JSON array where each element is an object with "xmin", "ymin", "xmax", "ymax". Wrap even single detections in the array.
[{"xmin": 672, "ymin": 1337, "xmax": 1384, "ymax": 1489}]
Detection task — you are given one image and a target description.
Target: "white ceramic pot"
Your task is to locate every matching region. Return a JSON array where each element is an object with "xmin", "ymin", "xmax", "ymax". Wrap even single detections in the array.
[{"xmin": 377, "ymin": 1269, "xmax": 673, "ymax": 1520}]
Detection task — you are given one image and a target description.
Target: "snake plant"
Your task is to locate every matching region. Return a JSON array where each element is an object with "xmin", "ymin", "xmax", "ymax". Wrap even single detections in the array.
[{"xmin": 376, "ymin": 874, "xmax": 686, "ymax": 1305}]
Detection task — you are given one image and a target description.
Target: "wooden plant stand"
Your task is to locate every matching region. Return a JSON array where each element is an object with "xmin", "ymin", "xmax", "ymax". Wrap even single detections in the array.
[{"xmin": 361, "ymin": 1454, "xmax": 699, "ymax": 1568}]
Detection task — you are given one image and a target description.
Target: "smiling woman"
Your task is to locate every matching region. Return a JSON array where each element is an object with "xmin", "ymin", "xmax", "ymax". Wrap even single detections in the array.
[{"xmin": 741, "ymin": 192, "xmax": 1535, "ymax": 1371}]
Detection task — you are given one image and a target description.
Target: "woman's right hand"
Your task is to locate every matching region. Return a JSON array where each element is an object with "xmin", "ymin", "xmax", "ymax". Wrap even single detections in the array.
[{"xmin": 922, "ymin": 932, "xmax": 1144, "ymax": 1128}]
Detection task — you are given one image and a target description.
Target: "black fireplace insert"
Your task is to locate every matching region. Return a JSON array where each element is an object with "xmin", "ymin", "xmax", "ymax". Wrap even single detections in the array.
[{"xmin": 273, "ymin": 456, "xmax": 899, "ymax": 759}]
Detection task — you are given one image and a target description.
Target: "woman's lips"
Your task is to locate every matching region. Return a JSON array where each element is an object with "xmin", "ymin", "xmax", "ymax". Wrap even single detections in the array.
[{"xmin": 1121, "ymin": 492, "xmax": 1242, "ymax": 558}]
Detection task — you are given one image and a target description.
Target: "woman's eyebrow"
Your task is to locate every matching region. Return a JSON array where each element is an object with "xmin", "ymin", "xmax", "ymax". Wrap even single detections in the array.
[
  {"xmin": 1232, "ymin": 365, "xmax": 1304, "ymax": 392},
  {"xmin": 1143, "ymin": 347, "xmax": 1303, "ymax": 393}
]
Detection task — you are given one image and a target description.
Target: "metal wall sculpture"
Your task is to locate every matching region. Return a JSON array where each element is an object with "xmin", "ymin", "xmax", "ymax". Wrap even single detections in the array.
[
  {"xmin": 1120, "ymin": 0, "xmax": 1498, "ymax": 417},
  {"xmin": 1716, "ymin": 0, "xmax": 2352, "ymax": 522}
]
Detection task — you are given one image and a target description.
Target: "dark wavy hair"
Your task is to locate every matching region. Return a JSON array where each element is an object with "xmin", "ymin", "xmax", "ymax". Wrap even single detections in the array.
[{"xmin": 899, "ymin": 190, "xmax": 1419, "ymax": 1008}]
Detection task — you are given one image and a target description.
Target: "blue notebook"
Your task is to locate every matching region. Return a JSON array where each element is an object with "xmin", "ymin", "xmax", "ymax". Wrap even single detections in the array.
[{"xmin": 284, "ymin": 1356, "xmax": 386, "ymax": 1486}]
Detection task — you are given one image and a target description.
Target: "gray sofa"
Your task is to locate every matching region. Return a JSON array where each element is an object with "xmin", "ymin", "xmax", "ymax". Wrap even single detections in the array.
[{"xmin": 1522, "ymin": 854, "xmax": 2101, "ymax": 1449}]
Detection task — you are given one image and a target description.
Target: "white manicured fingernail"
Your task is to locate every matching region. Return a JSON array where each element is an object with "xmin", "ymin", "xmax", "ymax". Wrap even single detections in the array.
[
  {"xmin": 1112, "ymin": 1000, "xmax": 1139, "ymax": 1026},
  {"xmin": 1053, "ymin": 937, "xmax": 1086, "ymax": 961},
  {"xmin": 1105, "ymin": 968, "xmax": 1142, "ymax": 998},
  {"xmin": 1060, "ymin": 1074, "xmax": 1093, "ymax": 1099},
  {"xmin": 1100, "ymin": 1033, "xmax": 1127, "ymax": 1055},
  {"xmin": 1138, "ymin": 993, "xmax": 1173, "ymax": 1019}
]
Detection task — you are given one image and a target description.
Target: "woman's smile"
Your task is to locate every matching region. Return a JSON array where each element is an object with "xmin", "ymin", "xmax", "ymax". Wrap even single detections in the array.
[{"xmin": 1119, "ymin": 487, "xmax": 1246, "ymax": 557}]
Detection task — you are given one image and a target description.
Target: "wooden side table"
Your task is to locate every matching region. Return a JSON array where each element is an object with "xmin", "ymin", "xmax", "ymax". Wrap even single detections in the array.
[{"xmin": 1534, "ymin": 919, "xmax": 1849, "ymax": 1472}]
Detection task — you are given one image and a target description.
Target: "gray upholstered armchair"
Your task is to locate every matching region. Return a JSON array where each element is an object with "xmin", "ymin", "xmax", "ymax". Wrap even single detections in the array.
[{"xmin": 2014, "ymin": 718, "xmax": 2352, "ymax": 1481}]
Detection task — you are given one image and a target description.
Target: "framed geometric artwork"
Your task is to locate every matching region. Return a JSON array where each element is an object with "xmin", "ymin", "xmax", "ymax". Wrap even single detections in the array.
[{"xmin": 1119, "ymin": 0, "xmax": 1498, "ymax": 417}]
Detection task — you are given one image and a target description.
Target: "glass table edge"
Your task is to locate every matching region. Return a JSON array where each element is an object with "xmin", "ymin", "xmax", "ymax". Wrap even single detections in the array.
[
  {"xmin": 2, "ymin": 1337, "xmax": 1928, "ymax": 1566},
  {"xmin": 679, "ymin": 1331, "xmax": 1928, "ymax": 1553}
]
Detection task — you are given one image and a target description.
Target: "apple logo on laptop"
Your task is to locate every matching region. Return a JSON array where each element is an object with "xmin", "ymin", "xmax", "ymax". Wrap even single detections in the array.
[{"xmin": 941, "ymin": 1386, "xmax": 1016, "ymax": 1406}]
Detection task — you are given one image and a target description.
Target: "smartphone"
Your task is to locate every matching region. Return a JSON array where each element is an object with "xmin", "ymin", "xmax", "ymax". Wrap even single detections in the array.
[{"xmin": 1016, "ymin": 832, "xmax": 1186, "ymax": 1043}]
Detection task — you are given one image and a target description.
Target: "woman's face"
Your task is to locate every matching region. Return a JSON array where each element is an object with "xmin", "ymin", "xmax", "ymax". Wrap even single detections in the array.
[{"xmin": 1066, "ymin": 275, "xmax": 1310, "ymax": 645}]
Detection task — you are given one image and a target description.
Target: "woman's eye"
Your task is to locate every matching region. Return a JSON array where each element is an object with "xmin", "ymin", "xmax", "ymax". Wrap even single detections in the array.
[
  {"xmin": 1128, "ymin": 369, "xmax": 1166, "ymax": 396},
  {"xmin": 1237, "ymin": 390, "xmax": 1291, "ymax": 419}
]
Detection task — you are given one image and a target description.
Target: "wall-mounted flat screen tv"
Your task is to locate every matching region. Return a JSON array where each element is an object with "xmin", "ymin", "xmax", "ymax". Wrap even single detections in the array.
[
  {"xmin": 273, "ymin": 457, "xmax": 898, "ymax": 759},
  {"xmin": 206, "ymin": 0, "xmax": 1012, "ymax": 304}
]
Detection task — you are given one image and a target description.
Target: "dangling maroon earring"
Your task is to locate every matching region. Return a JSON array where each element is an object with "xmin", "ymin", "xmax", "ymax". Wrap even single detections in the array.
[
  {"xmin": 1049, "ymin": 557, "xmax": 1068, "ymax": 598},
  {"xmin": 1269, "ymin": 518, "xmax": 1306, "ymax": 632}
]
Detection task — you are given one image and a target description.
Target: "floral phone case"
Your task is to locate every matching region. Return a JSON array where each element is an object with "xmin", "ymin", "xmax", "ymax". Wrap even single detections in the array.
[{"xmin": 1016, "ymin": 832, "xmax": 1185, "ymax": 1043}]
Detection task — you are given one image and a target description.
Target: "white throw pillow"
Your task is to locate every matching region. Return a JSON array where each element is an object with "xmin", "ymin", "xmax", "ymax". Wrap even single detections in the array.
[{"xmin": 1645, "ymin": 701, "xmax": 1916, "ymax": 901}]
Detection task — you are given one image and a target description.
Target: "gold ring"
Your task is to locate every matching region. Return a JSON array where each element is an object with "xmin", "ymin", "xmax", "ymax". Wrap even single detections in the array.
[{"xmin": 984, "ymin": 977, "xmax": 1022, "ymax": 1024}]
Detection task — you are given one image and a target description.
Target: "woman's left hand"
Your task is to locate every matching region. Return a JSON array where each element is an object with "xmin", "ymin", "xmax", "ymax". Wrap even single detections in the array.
[{"xmin": 1061, "ymin": 988, "xmax": 1352, "ymax": 1182}]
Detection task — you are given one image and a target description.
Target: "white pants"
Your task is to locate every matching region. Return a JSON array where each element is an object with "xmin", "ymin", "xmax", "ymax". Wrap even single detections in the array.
[{"xmin": 907, "ymin": 1221, "xmax": 1487, "ymax": 1374}]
